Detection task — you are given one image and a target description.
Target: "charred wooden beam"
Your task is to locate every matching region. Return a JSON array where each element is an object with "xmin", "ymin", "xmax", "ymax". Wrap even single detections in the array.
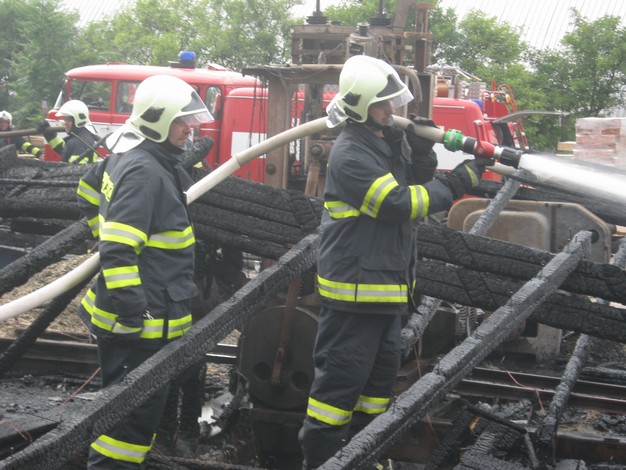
[
  {"xmin": 0, "ymin": 198, "xmax": 81, "ymax": 220},
  {"xmin": 456, "ymin": 423, "xmax": 527, "ymax": 470},
  {"xmin": 416, "ymin": 224, "xmax": 626, "ymax": 305},
  {"xmin": 424, "ymin": 407, "xmax": 475, "ymax": 470},
  {"xmin": 0, "ymin": 277, "xmax": 93, "ymax": 378},
  {"xmin": 319, "ymin": 231, "xmax": 591, "ymax": 469},
  {"xmin": 414, "ymin": 261, "xmax": 626, "ymax": 342},
  {"xmin": 0, "ymin": 220, "xmax": 92, "ymax": 297},
  {"xmin": 402, "ymin": 175, "xmax": 523, "ymax": 355},
  {"xmin": 536, "ymin": 235, "xmax": 626, "ymax": 460},
  {"xmin": 535, "ymin": 334, "xmax": 591, "ymax": 462},
  {"xmin": 0, "ymin": 141, "xmax": 322, "ymax": 262},
  {"xmin": 0, "ymin": 230, "xmax": 320, "ymax": 470}
]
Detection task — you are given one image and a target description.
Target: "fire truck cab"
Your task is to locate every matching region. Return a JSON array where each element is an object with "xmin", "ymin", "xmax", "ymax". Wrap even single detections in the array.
[{"xmin": 45, "ymin": 52, "xmax": 268, "ymax": 180}]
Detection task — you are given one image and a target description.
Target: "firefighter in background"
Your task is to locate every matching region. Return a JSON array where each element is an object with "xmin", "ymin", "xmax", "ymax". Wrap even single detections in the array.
[
  {"xmin": 298, "ymin": 55, "xmax": 487, "ymax": 469},
  {"xmin": 0, "ymin": 110, "xmax": 43, "ymax": 158},
  {"xmin": 37, "ymin": 99, "xmax": 100, "ymax": 164},
  {"xmin": 76, "ymin": 74, "xmax": 213, "ymax": 469}
]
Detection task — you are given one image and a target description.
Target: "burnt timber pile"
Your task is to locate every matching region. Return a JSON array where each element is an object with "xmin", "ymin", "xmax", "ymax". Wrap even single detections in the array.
[{"xmin": 1, "ymin": 134, "xmax": 626, "ymax": 470}]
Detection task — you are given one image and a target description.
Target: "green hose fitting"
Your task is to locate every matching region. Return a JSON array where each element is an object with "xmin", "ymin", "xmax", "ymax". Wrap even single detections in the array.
[{"xmin": 443, "ymin": 129, "xmax": 464, "ymax": 152}]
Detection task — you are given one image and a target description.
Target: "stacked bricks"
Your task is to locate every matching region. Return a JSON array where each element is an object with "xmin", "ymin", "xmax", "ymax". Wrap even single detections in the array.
[{"xmin": 574, "ymin": 117, "xmax": 626, "ymax": 169}]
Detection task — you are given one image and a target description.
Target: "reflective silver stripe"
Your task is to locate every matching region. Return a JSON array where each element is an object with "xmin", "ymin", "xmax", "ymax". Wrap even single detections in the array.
[
  {"xmin": 361, "ymin": 174, "xmax": 398, "ymax": 218},
  {"xmin": 317, "ymin": 276, "xmax": 407, "ymax": 303},
  {"xmin": 77, "ymin": 181, "xmax": 100, "ymax": 206},
  {"xmin": 354, "ymin": 395, "xmax": 389, "ymax": 414},
  {"xmin": 306, "ymin": 397, "xmax": 352, "ymax": 426},
  {"xmin": 147, "ymin": 227, "xmax": 195, "ymax": 249},
  {"xmin": 101, "ymin": 227, "xmax": 145, "ymax": 247},
  {"xmin": 324, "ymin": 200, "xmax": 360, "ymax": 219},
  {"xmin": 91, "ymin": 434, "xmax": 150, "ymax": 463}
]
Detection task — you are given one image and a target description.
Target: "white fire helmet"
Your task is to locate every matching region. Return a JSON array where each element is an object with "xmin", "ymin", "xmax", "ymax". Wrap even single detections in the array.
[
  {"xmin": 56, "ymin": 100, "xmax": 94, "ymax": 130},
  {"xmin": 106, "ymin": 74, "xmax": 213, "ymax": 153},
  {"xmin": 0, "ymin": 110, "xmax": 12, "ymax": 126},
  {"xmin": 326, "ymin": 55, "xmax": 413, "ymax": 128}
]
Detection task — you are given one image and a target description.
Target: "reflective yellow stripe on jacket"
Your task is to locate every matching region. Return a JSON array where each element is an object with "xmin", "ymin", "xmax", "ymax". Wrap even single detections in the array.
[
  {"xmin": 48, "ymin": 135, "xmax": 63, "ymax": 153},
  {"xmin": 409, "ymin": 184, "xmax": 429, "ymax": 220},
  {"xmin": 146, "ymin": 226, "xmax": 195, "ymax": 249},
  {"xmin": 68, "ymin": 152, "xmax": 98, "ymax": 164},
  {"xmin": 317, "ymin": 275, "xmax": 408, "ymax": 304},
  {"xmin": 324, "ymin": 200, "xmax": 360, "ymax": 219},
  {"xmin": 91, "ymin": 434, "xmax": 153, "ymax": 464},
  {"xmin": 360, "ymin": 173, "xmax": 398, "ymax": 218},
  {"xmin": 325, "ymin": 173, "xmax": 430, "ymax": 221},
  {"xmin": 102, "ymin": 265, "xmax": 140, "ymax": 289},
  {"xmin": 76, "ymin": 179, "xmax": 101, "ymax": 237},
  {"xmin": 100, "ymin": 219, "xmax": 147, "ymax": 254},
  {"xmin": 81, "ymin": 289, "xmax": 192, "ymax": 339}
]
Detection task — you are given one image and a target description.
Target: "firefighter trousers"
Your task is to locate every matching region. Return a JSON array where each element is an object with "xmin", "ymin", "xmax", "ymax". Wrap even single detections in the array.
[
  {"xmin": 87, "ymin": 337, "xmax": 170, "ymax": 469},
  {"xmin": 298, "ymin": 307, "xmax": 401, "ymax": 468}
]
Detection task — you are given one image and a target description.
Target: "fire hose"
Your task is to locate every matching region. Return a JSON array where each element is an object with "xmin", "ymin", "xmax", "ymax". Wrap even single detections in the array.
[{"xmin": 2, "ymin": 116, "xmax": 625, "ymax": 321}]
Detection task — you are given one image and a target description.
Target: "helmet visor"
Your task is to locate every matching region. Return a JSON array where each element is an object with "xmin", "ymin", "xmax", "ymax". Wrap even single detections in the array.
[
  {"xmin": 176, "ymin": 90, "xmax": 214, "ymax": 124},
  {"xmin": 384, "ymin": 88, "xmax": 414, "ymax": 109},
  {"xmin": 175, "ymin": 109, "xmax": 213, "ymax": 127},
  {"xmin": 326, "ymin": 87, "xmax": 414, "ymax": 129}
]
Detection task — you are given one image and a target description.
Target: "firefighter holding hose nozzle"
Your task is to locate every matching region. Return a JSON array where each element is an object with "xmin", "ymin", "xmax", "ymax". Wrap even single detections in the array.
[{"xmin": 298, "ymin": 54, "xmax": 487, "ymax": 469}]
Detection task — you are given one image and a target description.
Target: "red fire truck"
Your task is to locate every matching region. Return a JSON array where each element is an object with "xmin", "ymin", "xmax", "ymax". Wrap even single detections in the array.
[
  {"xmin": 45, "ymin": 53, "xmax": 525, "ymax": 183},
  {"xmin": 45, "ymin": 52, "xmax": 271, "ymax": 180}
]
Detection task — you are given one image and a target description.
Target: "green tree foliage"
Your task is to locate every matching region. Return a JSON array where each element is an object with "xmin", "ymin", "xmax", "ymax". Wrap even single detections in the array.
[
  {"xmin": 76, "ymin": 0, "xmax": 301, "ymax": 70},
  {"xmin": 1, "ymin": 0, "xmax": 302, "ymax": 127},
  {"xmin": 321, "ymin": 0, "xmax": 391, "ymax": 26},
  {"xmin": 0, "ymin": 0, "xmax": 79, "ymax": 127},
  {"xmin": 530, "ymin": 10, "xmax": 626, "ymax": 126}
]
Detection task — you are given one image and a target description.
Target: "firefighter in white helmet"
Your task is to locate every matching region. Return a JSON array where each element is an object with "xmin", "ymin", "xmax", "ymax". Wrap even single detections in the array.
[
  {"xmin": 0, "ymin": 110, "xmax": 44, "ymax": 158},
  {"xmin": 76, "ymin": 74, "xmax": 213, "ymax": 469},
  {"xmin": 37, "ymin": 100, "xmax": 100, "ymax": 163},
  {"xmin": 298, "ymin": 55, "xmax": 486, "ymax": 469}
]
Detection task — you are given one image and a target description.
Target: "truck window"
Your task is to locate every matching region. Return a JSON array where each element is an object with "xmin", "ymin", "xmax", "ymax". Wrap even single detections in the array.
[
  {"xmin": 205, "ymin": 86, "xmax": 222, "ymax": 118},
  {"xmin": 69, "ymin": 79, "xmax": 111, "ymax": 111},
  {"xmin": 116, "ymin": 81, "xmax": 140, "ymax": 114}
]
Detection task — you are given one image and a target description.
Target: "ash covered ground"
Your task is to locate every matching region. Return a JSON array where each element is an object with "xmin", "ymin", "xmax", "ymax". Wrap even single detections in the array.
[{"xmin": 1, "ymin": 257, "xmax": 626, "ymax": 469}]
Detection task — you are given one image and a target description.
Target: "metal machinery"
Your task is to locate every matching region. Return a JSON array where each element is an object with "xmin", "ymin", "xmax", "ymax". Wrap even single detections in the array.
[{"xmin": 234, "ymin": 0, "xmax": 616, "ymax": 461}]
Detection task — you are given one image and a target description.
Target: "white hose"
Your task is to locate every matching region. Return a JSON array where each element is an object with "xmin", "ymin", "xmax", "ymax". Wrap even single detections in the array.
[{"xmin": 0, "ymin": 117, "xmax": 331, "ymax": 322}]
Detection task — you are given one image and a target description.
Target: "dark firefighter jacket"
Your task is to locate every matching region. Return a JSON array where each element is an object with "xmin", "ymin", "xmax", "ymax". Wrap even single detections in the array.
[
  {"xmin": 0, "ymin": 131, "xmax": 43, "ymax": 158},
  {"xmin": 317, "ymin": 121, "xmax": 455, "ymax": 315},
  {"xmin": 76, "ymin": 139, "xmax": 198, "ymax": 349},
  {"xmin": 48, "ymin": 125, "xmax": 99, "ymax": 164}
]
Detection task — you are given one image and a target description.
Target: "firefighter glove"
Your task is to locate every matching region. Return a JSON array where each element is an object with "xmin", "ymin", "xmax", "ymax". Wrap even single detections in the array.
[
  {"xmin": 36, "ymin": 119, "xmax": 50, "ymax": 133},
  {"xmin": 451, "ymin": 159, "xmax": 484, "ymax": 191},
  {"xmin": 37, "ymin": 120, "xmax": 56, "ymax": 141},
  {"xmin": 405, "ymin": 114, "xmax": 436, "ymax": 155}
]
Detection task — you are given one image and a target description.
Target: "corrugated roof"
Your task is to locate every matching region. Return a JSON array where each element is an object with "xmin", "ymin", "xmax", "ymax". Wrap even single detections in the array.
[
  {"xmin": 64, "ymin": 0, "xmax": 626, "ymax": 51},
  {"xmin": 431, "ymin": 0, "xmax": 626, "ymax": 50},
  {"xmin": 61, "ymin": 0, "xmax": 132, "ymax": 27},
  {"xmin": 297, "ymin": 0, "xmax": 626, "ymax": 50}
]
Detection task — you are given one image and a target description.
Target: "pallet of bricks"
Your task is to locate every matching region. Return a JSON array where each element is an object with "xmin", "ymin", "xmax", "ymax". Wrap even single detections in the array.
[{"xmin": 574, "ymin": 117, "xmax": 626, "ymax": 169}]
